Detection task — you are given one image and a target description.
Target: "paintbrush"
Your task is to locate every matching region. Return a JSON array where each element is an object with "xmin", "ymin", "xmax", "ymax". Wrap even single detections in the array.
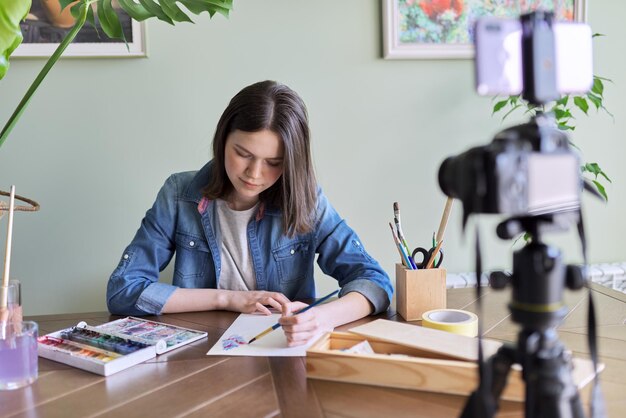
[
  {"xmin": 1, "ymin": 186, "xmax": 16, "ymax": 309},
  {"xmin": 247, "ymin": 289, "xmax": 339, "ymax": 344},
  {"xmin": 393, "ymin": 202, "xmax": 416, "ymax": 269},
  {"xmin": 1, "ymin": 186, "xmax": 16, "ymax": 338},
  {"xmin": 389, "ymin": 222, "xmax": 412, "ymax": 269}
]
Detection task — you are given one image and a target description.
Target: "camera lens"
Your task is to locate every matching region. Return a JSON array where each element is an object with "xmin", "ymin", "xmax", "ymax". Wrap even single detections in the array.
[
  {"xmin": 438, "ymin": 148, "xmax": 480, "ymax": 202},
  {"xmin": 438, "ymin": 157, "xmax": 456, "ymax": 198}
]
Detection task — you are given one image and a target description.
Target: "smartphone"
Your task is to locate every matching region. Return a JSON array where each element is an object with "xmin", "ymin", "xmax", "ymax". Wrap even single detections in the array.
[{"xmin": 474, "ymin": 17, "xmax": 593, "ymax": 97}]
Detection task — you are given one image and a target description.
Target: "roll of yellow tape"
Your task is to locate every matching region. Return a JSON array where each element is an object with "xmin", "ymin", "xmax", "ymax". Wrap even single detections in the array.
[{"xmin": 421, "ymin": 309, "xmax": 478, "ymax": 337}]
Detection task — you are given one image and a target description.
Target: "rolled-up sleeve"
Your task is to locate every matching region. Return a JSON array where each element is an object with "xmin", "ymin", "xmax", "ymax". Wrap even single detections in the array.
[
  {"xmin": 314, "ymin": 191, "xmax": 393, "ymax": 314},
  {"xmin": 106, "ymin": 175, "xmax": 180, "ymax": 315}
]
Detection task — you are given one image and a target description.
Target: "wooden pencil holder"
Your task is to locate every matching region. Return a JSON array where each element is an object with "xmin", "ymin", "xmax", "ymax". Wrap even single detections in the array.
[{"xmin": 395, "ymin": 263, "xmax": 447, "ymax": 321}]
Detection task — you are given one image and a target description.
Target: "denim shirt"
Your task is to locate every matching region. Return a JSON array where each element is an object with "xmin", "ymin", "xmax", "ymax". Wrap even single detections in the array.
[{"xmin": 107, "ymin": 161, "xmax": 393, "ymax": 316}]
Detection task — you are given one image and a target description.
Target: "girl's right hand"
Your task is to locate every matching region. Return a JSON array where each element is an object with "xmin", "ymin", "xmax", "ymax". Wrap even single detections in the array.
[{"xmin": 225, "ymin": 290, "xmax": 290, "ymax": 315}]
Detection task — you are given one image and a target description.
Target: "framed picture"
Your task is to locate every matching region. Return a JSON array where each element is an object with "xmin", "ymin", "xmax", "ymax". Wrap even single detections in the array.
[
  {"xmin": 383, "ymin": 0, "xmax": 586, "ymax": 59},
  {"xmin": 13, "ymin": 1, "xmax": 146, "ymax": 58}
]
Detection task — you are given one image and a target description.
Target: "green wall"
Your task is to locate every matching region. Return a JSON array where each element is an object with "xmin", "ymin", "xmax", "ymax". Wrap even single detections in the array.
[{"xmin": 1, "ymin": 0, "xmax": 624, "ymax": 315}]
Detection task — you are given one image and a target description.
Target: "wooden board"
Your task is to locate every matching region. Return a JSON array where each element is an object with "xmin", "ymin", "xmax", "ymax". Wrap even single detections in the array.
[{"xmin": 349, "ymin": 319, "xmax": 502, "ymax": 361}]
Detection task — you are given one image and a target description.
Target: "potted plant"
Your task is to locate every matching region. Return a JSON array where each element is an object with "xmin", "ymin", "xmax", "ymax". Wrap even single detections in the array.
[{"xmin": 0, "ymin": 0, "xmax": 234, "ymax": 148}]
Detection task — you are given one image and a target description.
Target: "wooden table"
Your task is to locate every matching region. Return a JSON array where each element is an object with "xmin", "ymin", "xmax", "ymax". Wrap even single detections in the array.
[{"xmin": 2, "ymin": 284, "xmax": 625, "ymax": 418}]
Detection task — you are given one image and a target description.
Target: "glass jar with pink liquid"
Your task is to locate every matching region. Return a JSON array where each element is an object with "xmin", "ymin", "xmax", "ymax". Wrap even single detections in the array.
[{"xmin": 1, "ymin": 280, "xmax": 38, "ymax": 390}]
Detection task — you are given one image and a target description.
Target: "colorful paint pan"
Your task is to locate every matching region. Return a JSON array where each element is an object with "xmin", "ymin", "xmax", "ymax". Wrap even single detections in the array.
[
  {"xmin": 60, "ymin": 327, "xmax": 149, "ymax": 355},
  {"xmin": 38, "ymin": 336, "xmax": 119, "ymax": 363}
]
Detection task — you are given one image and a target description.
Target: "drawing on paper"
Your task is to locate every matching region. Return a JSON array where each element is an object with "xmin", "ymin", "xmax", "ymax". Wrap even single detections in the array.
[
  {"xmin": 207, "ymin": 313, "xmax": 325, "ymax": 357},
  {"xmin": 222, "ymin": 335, "xmax": 248, "ymax": 351}
]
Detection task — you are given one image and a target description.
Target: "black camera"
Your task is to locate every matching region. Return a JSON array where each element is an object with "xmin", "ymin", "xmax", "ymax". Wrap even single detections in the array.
[
  {"xmin": 438, "ymin": 112, "xmax": 581, "ymax": 219},
  {"xmin": 439, "ymin": 9, "xmax": 591, "ymax": 221},
  {"xmin": 442, "ymin": 11, "xmax": 604, "ymax": 418}
]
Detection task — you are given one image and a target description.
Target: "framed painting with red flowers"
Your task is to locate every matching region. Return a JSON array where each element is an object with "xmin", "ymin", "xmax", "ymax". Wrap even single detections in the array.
[{"xmin": 382, "ymin": 0, "xmax": 586, "ymax": 59}]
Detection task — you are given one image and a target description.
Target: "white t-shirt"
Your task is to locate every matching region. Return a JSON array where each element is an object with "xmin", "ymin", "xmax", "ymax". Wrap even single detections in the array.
[{"xmin": 215, "ymin": 199, "xmax": 258, "ymax": 291}]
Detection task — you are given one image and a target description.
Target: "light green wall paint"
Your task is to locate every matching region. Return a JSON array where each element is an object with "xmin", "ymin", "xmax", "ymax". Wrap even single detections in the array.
[{"xmin": 1, "ymin": 1, "xmax": 624, "ymax": 315}]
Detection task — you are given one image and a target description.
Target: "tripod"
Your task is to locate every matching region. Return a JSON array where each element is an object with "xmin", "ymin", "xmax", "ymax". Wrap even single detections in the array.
[{"xmin": 460, "ymin": 215, "xmax": 586, "ymax": 418}]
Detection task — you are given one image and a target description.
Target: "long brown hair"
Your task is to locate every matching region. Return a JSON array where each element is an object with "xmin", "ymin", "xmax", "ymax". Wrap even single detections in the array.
[{"xmin": 203, "ymin": 80, "xmax": 317, "ymax": 236}]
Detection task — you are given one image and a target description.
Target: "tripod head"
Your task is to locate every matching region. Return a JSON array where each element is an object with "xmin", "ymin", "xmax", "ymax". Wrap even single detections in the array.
[{"xmin": 490, "ymin": 214, "xmax": 586, "ymax": 331}]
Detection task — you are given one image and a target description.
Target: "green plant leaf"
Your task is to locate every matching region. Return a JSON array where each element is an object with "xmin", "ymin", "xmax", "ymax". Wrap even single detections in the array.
[
  {"xmin": 573, "ymin": 96, "xmax": 589, "ymax": 115},
  {"xmin": 583, "ymin": 162, "xmax": 601, "ymax": 176},
  {"xmin": 586, "ymin": 92, "xmax": 602, "ymax": 110},
  {"xmin": 556, "ymin": 95, "xmax": 569, "ymax": 106},
  {"xmin": 97, "ymin": 0, "xmax": 125, "ymax": 40},
  {"xmin": 116, "ymin": 0, "xmax": 152, "ymax": 21},
  {"xmin": 554, "ymin": 108, "xmax": 573, "ymax": 119},
  {"xmin": 0, "ymin": 0, "xmax": 31, "ymax": 80},
  {"xmin": 592, "ymin": 78, "xmax": 604, "ymax": 96},
  {"xmin": 70, "ymin": 2, "xmax": 83, "ymax": 19},
  {"xmin": 138, "ymin": 0, "xmax": 174, "ymax": 24},
  {"xmin": 583, "ymin": 162, "xmax": 612, "ymax": 183},
  {"xmin": 160, "ymin": 0, "xmax": 194, "ymax": 23},
  {"xmin": 180, "ymin": 0, "xmax": 233, "ymax": 18},
  {"xmin": 592, "ymin": 180, "xmax": 608, "ymax": 201},
  {"xmin": 557, "ymin": 123, "xmax": 574, "ymax": 131},
  {"xmin": 595, "ymin": 75, "xmax": 613, "ymax": 83},
  {"xmin": 492, "ymin": 99, "xmax": 508, "ymax": 114}
]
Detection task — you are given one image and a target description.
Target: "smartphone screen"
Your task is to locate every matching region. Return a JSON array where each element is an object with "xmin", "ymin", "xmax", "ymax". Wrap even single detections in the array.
[{"xmin": 474, "ymin": 18, "xmax": 593, "ymax": 97}]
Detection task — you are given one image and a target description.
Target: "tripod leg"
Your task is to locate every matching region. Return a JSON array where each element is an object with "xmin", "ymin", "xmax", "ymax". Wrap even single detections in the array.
[
  {"xmin": 522, "ymin": 331, "xmax": 587, "ymax": 418},
  {"xmin": 459, "ymin": 344, "xmax": 517, "ymax": 418}
]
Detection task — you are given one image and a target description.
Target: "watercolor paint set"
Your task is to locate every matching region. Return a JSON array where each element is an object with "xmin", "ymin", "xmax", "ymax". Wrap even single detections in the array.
[{"xmin": 37, "ymin": 317, "xmax": 207, "ymax": 376}]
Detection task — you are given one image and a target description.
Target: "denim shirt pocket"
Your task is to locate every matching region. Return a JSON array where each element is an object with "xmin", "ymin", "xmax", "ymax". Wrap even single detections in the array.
[
  {"xmin": 272, "ymin": 239, "xmax": 311, "ymax": 283},
  {"xmin": 174, "ymin": 233, "xmax": 211, "ymax": 286}
]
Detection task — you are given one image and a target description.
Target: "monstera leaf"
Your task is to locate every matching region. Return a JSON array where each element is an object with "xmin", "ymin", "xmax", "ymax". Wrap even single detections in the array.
[
  {"xmin": 0, "ymin": 1, "xmax": 31, "ymax": 79},
  {"xmin": 0, "ymin": 0, "xmax": 233, "ymax": 148}
]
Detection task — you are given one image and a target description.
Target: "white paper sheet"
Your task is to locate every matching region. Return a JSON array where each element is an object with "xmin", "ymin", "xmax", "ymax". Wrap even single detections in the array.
[{"xmin": 206, "ymin": 313, "xmax": 324, "ymax": 357}]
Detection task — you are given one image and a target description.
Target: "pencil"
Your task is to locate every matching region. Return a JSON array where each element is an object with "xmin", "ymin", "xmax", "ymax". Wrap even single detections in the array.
[
  {"xmin": 436, "ymin": 197, "xmax": 453, "ymax": 244},
  {"xmin": 425, "ymin": 240, "xmax": 444, "ymax": 269},
  {"xmin": 247, "ymin": 289, "xmax": 340, "ymax": 344}
]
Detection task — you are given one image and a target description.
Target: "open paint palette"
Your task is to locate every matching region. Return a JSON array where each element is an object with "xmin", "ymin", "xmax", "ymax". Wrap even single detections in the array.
[{"xmin": 38, "ymin": 317, "xmax": 207, "ymax": 376}]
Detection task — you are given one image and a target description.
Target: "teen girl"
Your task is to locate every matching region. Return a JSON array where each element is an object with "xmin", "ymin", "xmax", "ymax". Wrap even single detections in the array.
[{"xmin": 107, "ymin": 81, "xmax": 392, "ymax": 346}]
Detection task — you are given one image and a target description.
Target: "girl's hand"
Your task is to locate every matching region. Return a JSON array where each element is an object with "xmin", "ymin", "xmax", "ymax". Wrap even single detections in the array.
[
  {"xmin": 278, "ymin": 301, "xmax": 332, "ymax": 346},
  {"xmin": 225, "ymin": 291, "xmax": 290, "ymax": 315}
]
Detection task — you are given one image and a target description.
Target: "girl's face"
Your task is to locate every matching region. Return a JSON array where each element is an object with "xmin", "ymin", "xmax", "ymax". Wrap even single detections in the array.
[{"xmin": 224, "ymin": 129, "xmax": 285, "ymax": 210}]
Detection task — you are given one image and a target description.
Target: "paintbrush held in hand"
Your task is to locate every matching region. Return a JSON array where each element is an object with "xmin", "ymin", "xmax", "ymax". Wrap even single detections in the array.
[{"xmin": 248, "ymin": 290, "xmax": 339, "ymax": 344}]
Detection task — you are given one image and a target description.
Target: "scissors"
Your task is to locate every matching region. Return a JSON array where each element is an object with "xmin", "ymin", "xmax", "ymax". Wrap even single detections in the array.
[{"xmin": 411, "ymin": 245, "xmax": 444, "ymax": 269}]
